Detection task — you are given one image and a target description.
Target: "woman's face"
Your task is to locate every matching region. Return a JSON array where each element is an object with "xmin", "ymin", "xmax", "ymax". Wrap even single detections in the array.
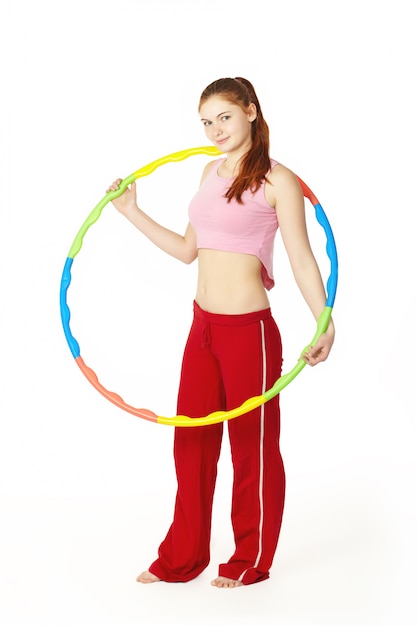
[{"xmin": 199, "ymin": 95, "xmax": 256, "ymax": 154}]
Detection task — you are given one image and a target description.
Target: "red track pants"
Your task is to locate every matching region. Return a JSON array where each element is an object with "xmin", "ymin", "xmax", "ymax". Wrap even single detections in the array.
[{"xmin": 149, "ymin": 301, "xmax": 285, "ymax": 585}]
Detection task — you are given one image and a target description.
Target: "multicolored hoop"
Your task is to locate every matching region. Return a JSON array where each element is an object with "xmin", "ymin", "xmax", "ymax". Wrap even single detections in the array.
[{"xmin": 60, "ymin": 146, "xmax": 338, "ymax": 426}]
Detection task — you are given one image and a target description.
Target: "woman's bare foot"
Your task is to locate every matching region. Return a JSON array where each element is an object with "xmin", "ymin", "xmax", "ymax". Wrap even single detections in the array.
[
  {"xmin": 136, "ymin": 570, "xmax": 161, "ymax": 584},
  {"xmin": 211, "ymin": 576, "xmax": 243, "ymax": 589}
]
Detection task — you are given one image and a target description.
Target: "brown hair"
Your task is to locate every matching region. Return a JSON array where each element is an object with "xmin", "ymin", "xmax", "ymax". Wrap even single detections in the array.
[{"xmin": 199, "ymin": 77, "xmax": 270, "ymax": 204}]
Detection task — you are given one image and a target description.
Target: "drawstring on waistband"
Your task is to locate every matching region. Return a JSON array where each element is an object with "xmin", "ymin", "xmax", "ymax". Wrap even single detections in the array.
[{"xmin": 202, "ymin": 322, "xmax": 211, "ymax": 348}]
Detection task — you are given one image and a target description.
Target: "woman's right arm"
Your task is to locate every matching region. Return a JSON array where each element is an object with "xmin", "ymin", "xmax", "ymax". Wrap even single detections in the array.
[{"xmin": 106, "ymin": 179, "xmax": 197, "ymax": 264}]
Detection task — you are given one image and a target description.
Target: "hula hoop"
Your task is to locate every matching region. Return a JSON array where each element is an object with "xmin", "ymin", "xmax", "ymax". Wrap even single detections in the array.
[{"xmin": 60, "ymin": 146, "xmax": 338, "ymax": 426}]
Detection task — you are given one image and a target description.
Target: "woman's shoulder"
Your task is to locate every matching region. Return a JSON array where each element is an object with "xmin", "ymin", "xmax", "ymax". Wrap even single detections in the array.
[
  {"xmin": 269, "ymin": 160, "xmax": 299, "ymax": 186},
  {"xmin": 267, "ymin": 160, "xmax": 305, "ymax": 207},
  {"xmin": 203, "ymin": 157, "xmax": 223, "ymax": 173},
  {"xmin": 199, "ymin": 158, "xmax": 224, "ymax": 185}
]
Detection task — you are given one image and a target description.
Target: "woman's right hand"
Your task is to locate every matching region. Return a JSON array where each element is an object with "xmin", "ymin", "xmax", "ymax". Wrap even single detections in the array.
[{"xmin": 106, "ymin": 179, "xmax": 138, "ymax": 217}]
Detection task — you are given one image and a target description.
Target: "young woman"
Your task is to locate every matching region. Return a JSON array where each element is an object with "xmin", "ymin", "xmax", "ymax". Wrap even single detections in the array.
[{"xmin": 107, "ymin": 77, "xmax": 335, "ymax": 588}]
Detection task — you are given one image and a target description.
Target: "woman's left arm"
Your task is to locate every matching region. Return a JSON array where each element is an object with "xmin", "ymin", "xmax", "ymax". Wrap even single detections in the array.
[{"xmin": 270, "ymin": 165, "xmax": 335, "ymax": 366}]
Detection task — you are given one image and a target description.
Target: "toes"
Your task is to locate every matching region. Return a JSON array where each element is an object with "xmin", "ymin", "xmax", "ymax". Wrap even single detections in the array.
[
  {"xmin": 136, "ymin": 571, "xmax": 160, "ymax": 584},
  {"xmin": 211, "ymin": 576, "xmax": 242, "ymax": 588}
]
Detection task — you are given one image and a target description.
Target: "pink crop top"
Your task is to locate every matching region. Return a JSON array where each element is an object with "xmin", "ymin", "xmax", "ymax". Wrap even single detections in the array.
[{"xmin": 188, "ymin": 158, "xmax": 279, "ymax": 290}]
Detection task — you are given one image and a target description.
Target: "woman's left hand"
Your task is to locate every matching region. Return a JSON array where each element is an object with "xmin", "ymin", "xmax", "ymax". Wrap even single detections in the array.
[{"xmin": 302, "ymin": 330, "xmax": 334, "ymax": 366}]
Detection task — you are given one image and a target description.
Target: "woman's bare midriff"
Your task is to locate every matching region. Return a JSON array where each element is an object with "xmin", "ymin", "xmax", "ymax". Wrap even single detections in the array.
[{"xmin": 195, "ymin": 249, "xmax": 270, "ymax": 315}]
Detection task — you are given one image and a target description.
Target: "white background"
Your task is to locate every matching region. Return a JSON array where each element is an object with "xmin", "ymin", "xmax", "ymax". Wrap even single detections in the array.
[{"xmin": 1, "ymin": 0, "xmax": 416, "ymax": 624}]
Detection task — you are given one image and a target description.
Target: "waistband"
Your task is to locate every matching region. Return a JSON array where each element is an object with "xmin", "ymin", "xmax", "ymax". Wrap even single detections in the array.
[{"xmin": 193, "ymin": 300, "xmax": 272, "ymax": 327}]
